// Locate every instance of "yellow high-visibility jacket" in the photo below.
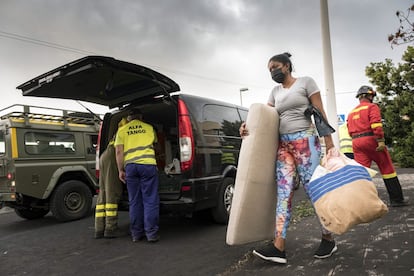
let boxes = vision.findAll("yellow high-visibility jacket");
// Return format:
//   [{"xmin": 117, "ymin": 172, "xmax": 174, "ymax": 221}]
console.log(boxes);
[
  {"xmin": 115, "ymin": 119, "xmax": 157, "ymax": 165},
  {"xmin": 339, "ymin": 123, "xmax": 353, "ymax": 154}
]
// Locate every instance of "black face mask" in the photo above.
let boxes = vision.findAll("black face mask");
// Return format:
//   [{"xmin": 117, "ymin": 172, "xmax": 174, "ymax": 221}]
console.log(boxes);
[{"xmin": 271, "ymin": 68, "xmax": 285, "ymax": 83}]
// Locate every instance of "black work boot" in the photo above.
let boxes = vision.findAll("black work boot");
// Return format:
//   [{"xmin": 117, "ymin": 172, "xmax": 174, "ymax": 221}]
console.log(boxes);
[
  {"xmin": 384, "ymin": 177, "xmax": 408, "ymax": 207},
  {"xmin": 104, "ymin": 227, "xmax": 125, "ymax": 238}
]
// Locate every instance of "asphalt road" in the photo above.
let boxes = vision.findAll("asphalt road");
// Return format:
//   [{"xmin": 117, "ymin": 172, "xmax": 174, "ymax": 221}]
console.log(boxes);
[
  {"xmin": 0, "ymin": 207, "xmax": 258, "ymax": 276},
  {"xmin": 231, "ymin": 168, "xmax": 414, "ymax": 276},
  {"xmin": 1, "ymin": 168, "xmax": 412, "ymax": 276}
]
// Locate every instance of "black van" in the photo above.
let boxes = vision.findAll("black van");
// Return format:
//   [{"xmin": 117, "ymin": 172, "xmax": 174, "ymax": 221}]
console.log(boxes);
[{"xmin": 17, "ymin": 56, "xmax": 248, "ymax": 223}]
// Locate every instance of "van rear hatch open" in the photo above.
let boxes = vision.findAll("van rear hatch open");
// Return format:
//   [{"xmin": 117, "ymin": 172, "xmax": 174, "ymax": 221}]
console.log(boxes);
[
  {"xmin": 16, "ymin": 56, "xmax": 180, "ymax": 109},
  {"xmin": 17, "ymin": 56, "xmax": 185, "ymax": 202}
]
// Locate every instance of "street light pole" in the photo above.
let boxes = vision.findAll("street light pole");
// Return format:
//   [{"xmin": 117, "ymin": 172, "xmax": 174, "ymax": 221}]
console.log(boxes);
[
  {"xmin": 239, "ymin": 88, "xmax": 248, "ymax": 106},
  {"xmin": 320, "ymin": 0, "xmax": 339, "ymax": 147}
]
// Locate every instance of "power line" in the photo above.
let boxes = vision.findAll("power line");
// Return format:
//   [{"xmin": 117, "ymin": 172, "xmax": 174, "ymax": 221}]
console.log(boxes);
[
  {"xmin": 336, "ymin": 91, "xmax": 357, "ymax": 95},
  {"xmin": 0, "ymin": 30, "xmax": 358, "ymax": 96},
  {"xmin": 1, "ymin": 29, "xmax": 260, "ymax": 88},
  {"xmin": 0, "ymin": 30, "xmax": 97, "ymax": 55},
  {"xmin": 147, "ymin": 64, "xmax": 264, "ymax": 88},
  {"xmin": 0, "ymin": 29, "xmax": 254, "ymax": 86}
]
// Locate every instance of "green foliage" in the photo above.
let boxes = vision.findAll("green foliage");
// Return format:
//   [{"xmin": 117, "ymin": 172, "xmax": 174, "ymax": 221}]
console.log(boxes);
[
  {"xmin": 291, "ymin": 200, "xmax": 315, "ymax": 224},
  {"xmin": 365, "ymin": 46, "xmax": 414, "ymax": 167}
]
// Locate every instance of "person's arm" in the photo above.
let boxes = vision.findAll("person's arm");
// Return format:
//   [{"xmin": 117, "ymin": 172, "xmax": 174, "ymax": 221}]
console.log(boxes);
[
  {"xmin": 240, "ymin": 102, "xmax": 275, "ymax": 137},
  {"xmin": 309, "ymin": 92, "xmax": 335, "ymax": 151},
  {"xmin": 239, "ymin": 122, "xmax": 248, "ymax": 138},
  {"xmin": 115, "ymin": 145, "xmax": 126, "ymax": 183},
  {"xmin": 369, "ymin": 104, "xmax": 386, "ymax": 151}
]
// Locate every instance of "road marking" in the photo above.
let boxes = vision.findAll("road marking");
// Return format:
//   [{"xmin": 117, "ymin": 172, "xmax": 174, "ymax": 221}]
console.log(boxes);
[{"xmin": 102, "ymin": 255, "xmax": 131, "ymax": 264}]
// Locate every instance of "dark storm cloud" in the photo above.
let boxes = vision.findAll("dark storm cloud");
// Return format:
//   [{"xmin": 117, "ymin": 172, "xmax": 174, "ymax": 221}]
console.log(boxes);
[
  {"xmin": 0, "ymin": 0, "xmax": 324, "ymax": 70},
  {"xmin": 0, "ymin": 0, "xmax": 410, "ymax": 112},
  {"xmin": 4, "ymin": 0, "xmax": 322, "ymax": 64}
]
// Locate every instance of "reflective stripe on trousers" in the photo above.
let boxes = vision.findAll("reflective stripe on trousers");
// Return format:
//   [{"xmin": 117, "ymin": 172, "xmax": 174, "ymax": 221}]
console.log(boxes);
[{"xmin": 94, "ymin": 145, "xmax": 123, "ymax": 234}]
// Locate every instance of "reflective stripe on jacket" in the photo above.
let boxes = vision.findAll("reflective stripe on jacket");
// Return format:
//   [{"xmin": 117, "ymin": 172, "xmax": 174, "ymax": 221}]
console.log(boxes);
[
  {"xmin": 115, "ymin": 119, "xmax": 157, "ymax": 165},
  {"xmin": 347, "ymin": 101, "xmax": 384, "ymax": 140},
  {"xmin": 339, "ymin": 123, "xmax": 353, "ymax": 154}
]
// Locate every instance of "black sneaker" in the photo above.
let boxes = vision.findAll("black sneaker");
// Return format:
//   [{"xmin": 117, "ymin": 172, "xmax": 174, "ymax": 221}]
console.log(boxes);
[
  {"xmin": 104, "ymin": 228, "xmax": 125, "ymax": 239},
  {"xmin": 132, "ymin": 236, "xmax": 145, "ymax": 243},
  {"xmin": 390, "ymin": 199, "xmax": 409, "ymax": 207},
  {"xmin": 147, "ymin": 235, "xmax": 160, "ymax": 243},
  {"xmin": 252, "ymin": 244, "xmax": 287, "ymax": 264},
  {"xmin": 314, "ymin": 239, "xmax": 337, "ymax": 259},
  {"xmin": 94, "ymin": 232, "xmax": 104, "ymax": 239}
]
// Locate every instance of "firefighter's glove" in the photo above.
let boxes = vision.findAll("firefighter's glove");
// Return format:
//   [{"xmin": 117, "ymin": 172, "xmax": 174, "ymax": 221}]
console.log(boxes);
[{"xmin": 376, "ymin": 139, "xmax": 386, "ymax": 152}]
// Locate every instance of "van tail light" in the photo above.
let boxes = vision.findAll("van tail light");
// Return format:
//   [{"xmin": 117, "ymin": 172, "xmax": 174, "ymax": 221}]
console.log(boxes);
[
  {"xmin": 181, "ymin": 185, "xmax": 191, "ymax": 192},
  {"xmin": 95, "ymin": 123, "xmax": 102, "ymax": 179},
  {"xmin": 178, "ymin": 99, "xmax": 194, "ymax": 172}
]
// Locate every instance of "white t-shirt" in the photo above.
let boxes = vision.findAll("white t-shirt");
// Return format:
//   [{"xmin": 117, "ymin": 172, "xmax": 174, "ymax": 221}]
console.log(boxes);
[{"xmin": 267, "ymin": 76, "xmax": 320, "ymax": 134}]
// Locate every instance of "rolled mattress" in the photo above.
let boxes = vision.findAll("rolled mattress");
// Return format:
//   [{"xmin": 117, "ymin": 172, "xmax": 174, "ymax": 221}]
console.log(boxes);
[{"xmin": 226, "ymin": 103, "xmax": 279, "ymax": 245}]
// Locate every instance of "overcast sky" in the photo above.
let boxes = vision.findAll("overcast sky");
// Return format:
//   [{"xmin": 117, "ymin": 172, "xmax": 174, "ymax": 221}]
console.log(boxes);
[{"xmin": 0, "ymin": 0, "xmax": 411, "ymax": 118}]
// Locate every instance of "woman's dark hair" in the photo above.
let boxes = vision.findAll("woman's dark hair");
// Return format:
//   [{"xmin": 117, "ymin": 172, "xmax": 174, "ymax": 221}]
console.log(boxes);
[{"xmin": 268, "ymin": 52, "xmax": 293, "ymax": 72}]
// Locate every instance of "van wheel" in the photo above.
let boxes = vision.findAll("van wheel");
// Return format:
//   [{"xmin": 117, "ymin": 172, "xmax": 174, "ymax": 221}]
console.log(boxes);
[
  {"xmin": 211, "ymin": 177, "xmax": 234, "ymax": 224},
  {"xmin": 50, "ymin": 180, "xmax": 92, "ymax": 222},
  {"xmin": 15, "ymin": 207, "xmax": 49, "ymax": 220}
]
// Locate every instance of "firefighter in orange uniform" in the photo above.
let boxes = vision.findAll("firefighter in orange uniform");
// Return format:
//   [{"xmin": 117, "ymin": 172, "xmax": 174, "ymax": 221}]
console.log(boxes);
[{"xmin": 347, "ymin": 85, "xmax": 408, "ymax": 207}]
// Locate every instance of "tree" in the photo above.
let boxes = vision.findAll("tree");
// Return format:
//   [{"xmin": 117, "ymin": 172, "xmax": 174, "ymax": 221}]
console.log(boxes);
[
  {"xmin": 388, "ymin": 4, "xmax": 414, "ymax": 48},
  {"xmin": 365, "ymin": 46, "xmax": 414, "ymax": 167}
]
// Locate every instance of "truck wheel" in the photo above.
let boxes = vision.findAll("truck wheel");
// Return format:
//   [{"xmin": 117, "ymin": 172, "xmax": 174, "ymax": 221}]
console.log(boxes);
[
  {"xmin": 15, "ymin": 207, "xmax": 50, "ymax": 220},
  {"xmin": 211, "ymin": 177, "xmax": 234, "ymax": 224},
  {"xmin": 50, "ymin": 180, "xmax": 92, "ymax": 222}
]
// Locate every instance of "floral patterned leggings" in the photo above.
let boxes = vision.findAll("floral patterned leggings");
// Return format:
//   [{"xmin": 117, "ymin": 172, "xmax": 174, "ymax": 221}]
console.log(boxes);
[{"xmin": 275, "ymin": 128, "xmax": 331, "ymax": 239}]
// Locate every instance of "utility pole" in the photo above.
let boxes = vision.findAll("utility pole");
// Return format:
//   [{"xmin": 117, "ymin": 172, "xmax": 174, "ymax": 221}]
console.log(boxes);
[{"xmin": 320, "ymin": 0, "xmax": 339, "ymax": 147}]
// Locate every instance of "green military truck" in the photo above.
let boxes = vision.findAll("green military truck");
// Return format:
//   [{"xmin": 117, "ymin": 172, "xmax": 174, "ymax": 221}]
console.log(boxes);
[{"xmin": 0, "ymin": 104, "xmax": 100, "ymax": 221}]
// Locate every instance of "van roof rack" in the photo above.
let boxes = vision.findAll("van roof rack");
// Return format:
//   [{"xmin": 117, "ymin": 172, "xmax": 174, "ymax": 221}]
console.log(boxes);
[{"xmin": 0, "ymin": 104, "xmax": 102, "ymax": 128}]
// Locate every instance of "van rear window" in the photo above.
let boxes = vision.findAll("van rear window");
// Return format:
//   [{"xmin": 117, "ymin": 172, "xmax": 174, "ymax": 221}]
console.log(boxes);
[
  {"xmin": 202, "ymin": 105, "xmax": 242, "ymax": 137},
  {"xmin": 24, "ymin": 132, "xmax": 76, "ymax": 155}
]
